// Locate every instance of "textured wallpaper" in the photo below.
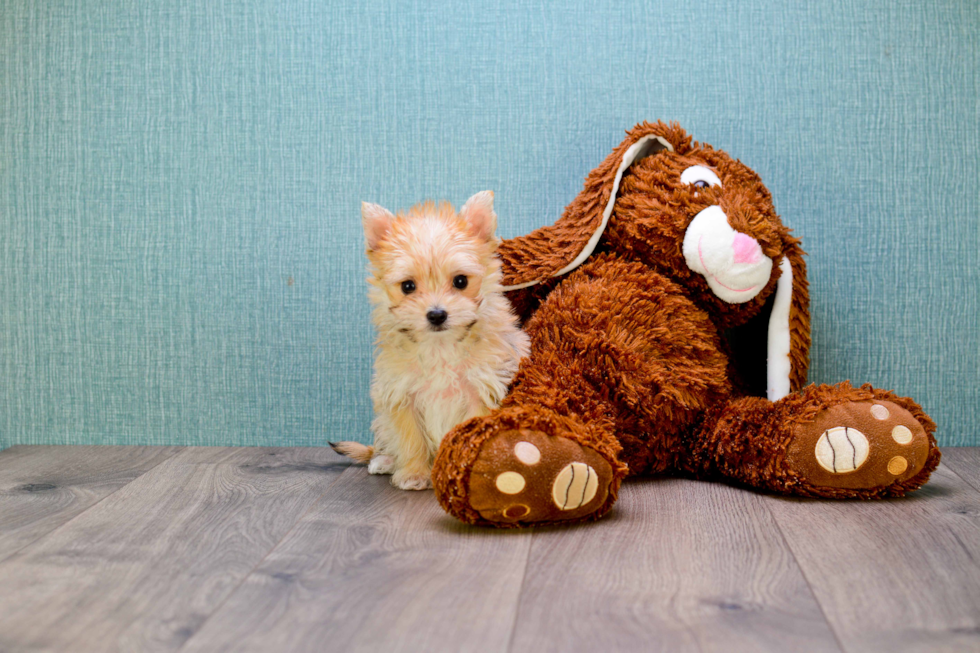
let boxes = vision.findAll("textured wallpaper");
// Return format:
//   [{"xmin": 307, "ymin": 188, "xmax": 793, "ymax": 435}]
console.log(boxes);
[{"xmin": 1, "ymin": 0, "xmax": 977, "ymax": 449}]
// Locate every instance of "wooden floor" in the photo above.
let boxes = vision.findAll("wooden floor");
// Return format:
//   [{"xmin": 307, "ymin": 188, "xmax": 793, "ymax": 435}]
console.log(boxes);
[{"xmin": 0, "ymin": 446, "xmax": 977, "ymax": 653}]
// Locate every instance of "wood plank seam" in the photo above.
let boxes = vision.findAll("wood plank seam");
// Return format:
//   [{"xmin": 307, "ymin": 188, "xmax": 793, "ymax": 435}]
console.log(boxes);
[
  {"xmin": 940, "ymin": 449, "xmax": 980, "ymax": 495},
  {"xmin": 0, "ymin": 447, "xmax": 355, "ymax": 651},
  {"xmin": 0, "ymin": 446, "xmax": 186, "ymax": 565},
  {"xmin": 505, "ymin": 480, "xmax": 844, "ymax": 652},
  {"xmin": 175, "ymin": 463, "xmax": 356, "ymax": 652},
  {"xmin": 760, "ymin": 464, "xmax": 980, "ymax": 651},
  {"xmin": 504, "ymin": 526, "xmax": 536, "ymax": 653},
  {"xmin": 945, "ymin": 467, "xmax": 980, "ymax": 496},
  {"xmin": 176, "ymin": 466, "xmax": 536, "ymax": 652},
  {"xmin": 758, "ymin": 497, "xmax": 848, "ymax": 653}
]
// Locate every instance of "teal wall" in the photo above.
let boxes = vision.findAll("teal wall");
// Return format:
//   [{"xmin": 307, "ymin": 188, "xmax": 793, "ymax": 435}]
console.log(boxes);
[{"xmin": 1, "ymin": 1, "xmax": 977, "ymax": 449}]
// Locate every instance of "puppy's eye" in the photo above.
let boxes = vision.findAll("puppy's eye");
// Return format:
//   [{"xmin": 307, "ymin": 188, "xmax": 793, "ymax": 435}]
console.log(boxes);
[
  {"xmin": 452, "ymin": 275, "xmax": 468, "ymax": 290},
  {"xmin": 400, "ymin": 280, "xmax": 416, "ymax": 295},
  {"xmin": 681, "ymin": 165, "xmax": 722, "ymax": 189}
]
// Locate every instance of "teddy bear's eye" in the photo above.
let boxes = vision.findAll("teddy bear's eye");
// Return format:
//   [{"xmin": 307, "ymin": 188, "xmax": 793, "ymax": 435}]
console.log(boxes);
[
  {"xmin": 681, "ymin": 165, "xmax": 722, "ymax": 189},
  {"xmin": 401, "ymin": 280, "xmax": 416, "ymax": 295},
  {"xmin": 453, "ymin": 275, "xmax": 468, "ymax": 290}
]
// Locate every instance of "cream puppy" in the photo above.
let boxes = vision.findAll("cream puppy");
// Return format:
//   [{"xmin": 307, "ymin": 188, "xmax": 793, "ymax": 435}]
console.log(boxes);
[{"xmin": 331, "ymin": 192, "xmax": 529, "ymax": 490}]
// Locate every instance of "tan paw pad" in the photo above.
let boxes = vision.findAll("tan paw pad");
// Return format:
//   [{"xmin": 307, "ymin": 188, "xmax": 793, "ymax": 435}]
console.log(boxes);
[
  {"xmin": 514, "ymin": 441, "xmax": 541, "ymax": 465},
  {"xmin": 814, "ymin": 427, "xmax": 869, "ymax": 473},
  {"xmin": 552, "ymin": 462, "xmax": 599, "ymax": 510},
  {"xmin": 891, "ymin": 425, "xmax": 913, "ymax": 445},
  {"xmin": 887, "ymin": 456, "xmax": 908, "ymax": 475},
  {"xmin": 870, "ymin": 404, "xmax": 890, "ymax": 420},
  {"xmin": 495, "ymin": 471, "xmax": 526, "ymax": 494}
]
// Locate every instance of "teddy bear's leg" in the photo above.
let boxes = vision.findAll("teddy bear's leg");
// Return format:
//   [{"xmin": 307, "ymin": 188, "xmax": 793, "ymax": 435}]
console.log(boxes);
[
  {"xmin": 687, "ymin": 382, "xmax": 940, "ymax": 498},
  {"xmin": 432, "ymin": 255, "xmax": 733, "ymax": 527}
]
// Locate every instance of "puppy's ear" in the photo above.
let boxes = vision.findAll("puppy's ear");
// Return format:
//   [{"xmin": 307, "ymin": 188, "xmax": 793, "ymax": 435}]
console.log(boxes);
[
  {"xmin": 460, "ymin": 191, "xmax": 497, "ymax": 242},
  {"xmin": 362, "ymin": 202, "xmax": 395, "ymax": 250}
]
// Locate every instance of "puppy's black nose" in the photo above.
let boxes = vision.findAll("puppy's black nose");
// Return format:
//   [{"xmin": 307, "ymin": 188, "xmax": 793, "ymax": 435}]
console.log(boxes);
[{"xmin": 426, "ymin": 308, "xmax": 448, "ymax": 327}]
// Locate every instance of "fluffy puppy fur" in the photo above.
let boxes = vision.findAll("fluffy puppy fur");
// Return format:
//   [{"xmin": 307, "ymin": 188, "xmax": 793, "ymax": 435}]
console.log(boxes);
[{"xmin": 331, "ymin": 191, "xmax": 530, "ymax": 490}]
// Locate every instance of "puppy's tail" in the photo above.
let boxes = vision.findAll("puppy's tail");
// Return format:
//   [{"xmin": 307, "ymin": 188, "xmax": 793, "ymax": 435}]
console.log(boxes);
[{"xmin": 329, "ymin": 441, "xmax": 375, "ymax": 464}]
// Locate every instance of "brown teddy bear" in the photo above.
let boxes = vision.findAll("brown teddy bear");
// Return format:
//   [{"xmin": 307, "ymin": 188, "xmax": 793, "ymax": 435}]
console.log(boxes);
[{"xmin": 431, "ymin": 121, "xmax": 940, "ymax": 527}]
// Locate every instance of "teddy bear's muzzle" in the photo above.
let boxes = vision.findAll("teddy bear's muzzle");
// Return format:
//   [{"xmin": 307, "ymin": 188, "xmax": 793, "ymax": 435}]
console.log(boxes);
[{"xmin": 681, "ymin": 205, "xmax": 774, "ymax": 303}]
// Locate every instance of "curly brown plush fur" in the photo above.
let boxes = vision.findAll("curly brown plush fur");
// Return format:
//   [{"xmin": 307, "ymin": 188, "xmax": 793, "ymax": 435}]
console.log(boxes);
[{"xmin": 432, "ymin": 122, "xmax": 939, "ymax": 528}]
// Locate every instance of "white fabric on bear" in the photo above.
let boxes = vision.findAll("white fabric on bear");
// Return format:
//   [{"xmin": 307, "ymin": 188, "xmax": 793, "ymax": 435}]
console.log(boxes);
[
  {"xmin": 766, "ymin": 256, "xmax": 793, "ymax": 401},
  {"xmin": 682, "ymin": 205, "xmax": 773, "ymax": 304}
]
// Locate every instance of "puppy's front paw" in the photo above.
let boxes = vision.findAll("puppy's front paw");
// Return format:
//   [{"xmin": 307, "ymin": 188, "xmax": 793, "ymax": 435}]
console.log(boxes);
[
  {"xmin": 392, "ymin": 470, "xmax": 432, "ymax": 491},
  {"xmin": 368, "ymin": 454, "xmax": 395, "ymax": 475}
]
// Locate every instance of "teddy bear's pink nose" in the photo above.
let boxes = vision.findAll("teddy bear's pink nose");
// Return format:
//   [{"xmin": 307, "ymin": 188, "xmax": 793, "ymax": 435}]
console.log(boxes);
[{"xmin": 732, "ymin": 232, "xmax": 763, "ymax": 264}]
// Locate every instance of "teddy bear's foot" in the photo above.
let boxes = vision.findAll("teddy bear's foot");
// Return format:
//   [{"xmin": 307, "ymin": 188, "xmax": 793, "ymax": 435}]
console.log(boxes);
[
  {"xmin": 432, "ymin": 407, "xmax": 628, "ymax": 527},
  {"xmin": 466, "ymin": 428, "xmax": 618, "ymax": 525},
  {"xmin": 785, "ymin": 399, "xmax": 934, "ymax": 495}
]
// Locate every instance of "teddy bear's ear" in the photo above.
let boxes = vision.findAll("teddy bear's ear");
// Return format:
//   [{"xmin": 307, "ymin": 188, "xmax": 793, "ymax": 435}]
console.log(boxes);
[
  {"xmin": 498, "ymin": 122, "xmax": 684, "ymax": 289},
  {"xmin": 766, "ymin": 238, "xmax": 811, "ymax": 400}
]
